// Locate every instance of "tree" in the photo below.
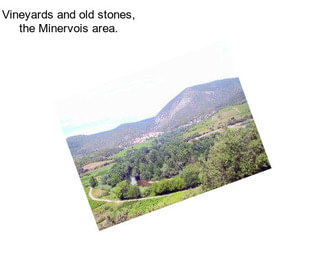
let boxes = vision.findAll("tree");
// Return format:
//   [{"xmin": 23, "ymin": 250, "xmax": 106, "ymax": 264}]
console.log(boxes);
[
  {"xmin": 101, "ymin": 175, "xmax": 109, "ymax": 185},
  {"xmin": 200, "ymin": 124, "xmax": 270, "ymax": 190},
  {"xmin": 107, "ymin": 172, "xmax": 122, "ymax": 187},
  {"xmin": 106, "ymin": 132, "xmax": 196, "ymax": 183},
  {"xmin": 161, "ymin": 163, "xmax": 171, "ymax": 178},
  {"xmin": 113, "ymin": 180, "xmax": 141, "ymax": 200},
  {"xmin": 180, "ymin": 164, "xmax": 201, "ymax": 188},
  {"xmin": 90, "ymin": 176, "xmax": 98, "ymax": 188},
  {"xmin": 126, "ymin": 185, "xmax": 141, "ymax": 199}
]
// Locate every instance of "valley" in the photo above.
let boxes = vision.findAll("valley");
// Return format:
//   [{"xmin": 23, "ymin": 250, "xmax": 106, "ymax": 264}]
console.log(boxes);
[
  {"xmin": 67, "ymin": 77, "xmax": 270, "ymax": 230},
  {"xmin": 77, "ymin": 102, "xmax": 269, "ymax": 230},
  {"xmin": 67, "ymin": 77, "xmax": 246, "ymax": 160}
]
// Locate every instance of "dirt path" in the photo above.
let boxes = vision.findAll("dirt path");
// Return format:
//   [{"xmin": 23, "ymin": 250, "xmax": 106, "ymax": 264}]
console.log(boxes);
[{"xmin": 89, "ymin": 187, "xmax": 173, "ymax": 204}]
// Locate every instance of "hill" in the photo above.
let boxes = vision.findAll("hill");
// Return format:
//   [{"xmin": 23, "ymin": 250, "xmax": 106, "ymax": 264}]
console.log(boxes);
[
  {"xmin": 67, "ymin": 77, "xmax": 246, "ymax": 158},
  {"xmin": 154, "ymin": 77, "xmax": 246, "ymax": 130}
]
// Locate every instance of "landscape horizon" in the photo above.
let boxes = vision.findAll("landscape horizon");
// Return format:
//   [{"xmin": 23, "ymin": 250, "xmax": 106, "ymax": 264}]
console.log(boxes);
[
  {"xmin": 65, "ymin": 77, "xmax": 240, "ymax": 139},
  {"xmin": 59, "ymin": 74, "xmax": 271, "ymax": 230},
  {"xmin": 56, "ymin": 43, "xmax": 271, "ymax": 231}
]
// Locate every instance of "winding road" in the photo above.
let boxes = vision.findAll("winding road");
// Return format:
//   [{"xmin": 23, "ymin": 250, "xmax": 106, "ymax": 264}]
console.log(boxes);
[{"xmin": 89, "ymin": 187, "xmax": 173, "ymax": 204}]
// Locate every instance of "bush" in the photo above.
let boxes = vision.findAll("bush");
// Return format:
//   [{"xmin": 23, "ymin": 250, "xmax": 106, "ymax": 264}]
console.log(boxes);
[
  {"xmin": 150, "ymin": 176, "xmax": 188, "ymax": 196},
  {"xmin": 180, "ymin": 164, "xmax": 201, "ymax": 188},
  {"xmin": 126, "ymin": 185, "xmax": 141, "ymax": 199},
  {"xmin": 113, "ymin": 181, "xmax": 141, "ymax": 200},
  {"xmin": 101, "ymin": 175, "xmax": 109, "ymax": 185},
  {"xmin": 142, "ymin": 186, "xmax": 155, "ymax": 197},
  {"xmin": 90, "ymin": 177, "xmax": 98, "ymax": 188}
]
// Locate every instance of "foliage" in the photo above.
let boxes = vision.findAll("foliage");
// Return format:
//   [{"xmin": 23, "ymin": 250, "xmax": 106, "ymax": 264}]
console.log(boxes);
[
  {"xmin": 95, "ymin": 186, "xmax": 204, "ymax": 230},
  {"xmin": 105, "ymin": 134, "xmax": 192, "ymax": 186},
  {"xmin": 80, "ymin": 163, "xmax": 114, "ymax": 185},
  {"xmin": 101, "ymin": 174, "xmax": 109, "ymax": 185},
  {"xmin": 104, "ymin": 131, "xmax": 220, "ymax": 187},
  {"xmin": 200, "ymin": 124, "xmax": 270, "ymax": 190},
  {"xmin": 110, "ymin": 139, "xmax": 155, "ymax": 159},
  {"xmin": 113, "ymin": 181, "xmax": 141, "ymax": 200},
  {"xmin": 180, "ymin": 164, "xmax": 201, "ymax": 188},
  {"xmin": 90, "ymin": 177, "xmax": 98, "ymax": 188},
  {"xmin": 182, "ymin": 103, "xmax": 251, "ymax": 139},
  {"xmin": 143, "ymin": 174, "xmax": 200, "ymax": 197}
]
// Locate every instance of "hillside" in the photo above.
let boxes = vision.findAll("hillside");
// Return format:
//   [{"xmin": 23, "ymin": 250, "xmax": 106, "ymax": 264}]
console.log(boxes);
[
  {"xmin": 154, "ymin": 77, "xmax": 246, "ymax": 130},
  {"xmin": 67, "ymin": 77, "xmax": 246, "ymax": 158}
]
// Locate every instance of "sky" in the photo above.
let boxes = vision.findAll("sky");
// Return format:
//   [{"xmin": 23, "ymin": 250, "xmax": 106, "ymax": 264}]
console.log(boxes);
[{"xmin": 56, "ymin": 44, "xmax": 238, "ymax": 138}]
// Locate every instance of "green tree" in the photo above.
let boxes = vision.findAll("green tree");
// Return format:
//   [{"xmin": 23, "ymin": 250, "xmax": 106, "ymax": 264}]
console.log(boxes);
[
  {"xmin": 126, "ymin": 185, "xmax": 141, "ymax": 199},
  {"xmin": 90, "ymin": 176, "xmax": 98, "ymax": 188},
  {"xmin": 107, "ymin": 172, "xmax": 122, "ymax": 187},
  {"xmin": 114, "ymin": 180, "xmax": 141, "ymax": 200},
  {"xmin": 101, "ymin": 175, "xmax": 109, "ymax": 185},
  {"xmin": 200, "ymin": 124, "xmax": 270, "ymax": 190},
  {"xmin": 180, "ymin": 164, "xmax": 201, "ymax": 188}
]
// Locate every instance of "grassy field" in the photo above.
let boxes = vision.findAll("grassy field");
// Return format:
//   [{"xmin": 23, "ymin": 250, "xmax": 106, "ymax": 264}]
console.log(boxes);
[
  {"xmin": 83, "ymin": 161, "xmax": 108, "ymax": 171},
  {"xmin": 81, "ymin": 163, "xmax": 114, "ymax": 184},
  {"xmin": 83, "ymin": 186, "xmax": 106, "ymax": 209},
  {"xmin": 93, "ymin": 186, "xmax": 204, "ymax": 230},
  {"xmin": 182, "ymin": 103, "xmax": 251, "ymax": 139},
  {"xmin": 110, "ymin": 138, "xmax": 155, "ymax": 159}
]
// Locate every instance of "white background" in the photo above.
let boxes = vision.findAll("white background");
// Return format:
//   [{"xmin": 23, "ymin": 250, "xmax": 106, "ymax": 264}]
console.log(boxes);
[{"xmin": 0, "ymin": 0, "xmax": 322, "ymax": 270}]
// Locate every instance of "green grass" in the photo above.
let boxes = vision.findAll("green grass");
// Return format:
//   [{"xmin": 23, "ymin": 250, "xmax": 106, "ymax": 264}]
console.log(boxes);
[
  {"xmin": 110, "ymin": 138, "xmax": 155, "ymax": 159},
  {"xmin": 81, "ymin": 163, "xmax": 114, "ymax": 184},
  {"xmin": 80, "ymin": 164, "xmax": 114, "ymax": 207},
  {"xmin": 182, "ymin": 103, "xmax": 251, "ymax": 139},
  {"xmin": 182, "ymin": 118, "xmax": 215, "ymax": 139},
  {"xmin": 98, "ymin": 184, "xmax": 112, "ymax": 190},
  {"xmin": 94, "ymin": 186, "xmax": 204, "ymax": 229},
  {"xmin": 83, "ymin": 186, "xmax": 106, "ymax": 209},
  {"xmin": 218, "ymin": 103, "xmax": 250, "ymax": 115}
]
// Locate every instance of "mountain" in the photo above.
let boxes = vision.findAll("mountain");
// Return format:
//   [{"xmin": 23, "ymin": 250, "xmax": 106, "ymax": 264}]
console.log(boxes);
[
  {"xmin": 154, "ymin": 77, "xmax": 246, "ymax": 130},
  {"xmin": 67, "ymin": 77, "xmax": 246, "ymax": 158}
]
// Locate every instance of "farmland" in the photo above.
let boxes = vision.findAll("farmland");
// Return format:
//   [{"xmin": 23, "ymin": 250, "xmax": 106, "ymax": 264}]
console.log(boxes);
[
  {"xmin": 75, "ymin": 102, "xmax": 270, "ymax": 230},
  {"xmin": 182, "ymin": 103, "xmax": 252, "ymax": 139}
]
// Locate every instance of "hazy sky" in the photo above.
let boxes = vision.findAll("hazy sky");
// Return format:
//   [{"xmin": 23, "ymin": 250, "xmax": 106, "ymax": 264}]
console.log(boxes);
[{"xmin": 56, "ymin": 44, "xmax": 238, "ymax": 137}]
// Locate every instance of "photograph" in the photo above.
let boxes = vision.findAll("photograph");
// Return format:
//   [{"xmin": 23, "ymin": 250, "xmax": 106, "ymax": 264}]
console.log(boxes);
[
  {"xmin": 57, "ymin": 45, "xmax": 271, "ymax": 230},
  {"xmin": 2, "ymin": 1, "xmax": 323, "ymax": 270}
]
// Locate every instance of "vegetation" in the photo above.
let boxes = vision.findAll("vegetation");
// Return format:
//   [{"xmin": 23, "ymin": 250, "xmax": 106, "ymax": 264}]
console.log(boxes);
[
  {"xmin": 103, "ymin": 132, "xmax": 216, "ymax": 187},
  {"xmin": 180, "ymin": 164, "xmax": 201, "ymax": 188},
  {"xmin": 90, "ymin": 177, "xmax": 98, "ymax": 188},
  {"xmin": 182, "ymin": 103, "xmax": 252, "ymax": 139},
  {"xmin": 80, "ymin": 163, "xmax": 114, "ymax": 185},
  {"xmin": 72, "ymin": 101, "xmax": 270, "ymax": 230},
  {"xmin": 83, "ymin": 186, "xmax": 105, "ymax": 209},
  {"xmin": 110, "ymin": 139, "xmax": 155, "ymax": 159},
  {"xmin": 200, "ymin": 123, "xmax": 270, "ymax": 190},
  {"xmin": 94, "ymin": 186, "xmax": 203, "ymax": 230},
  {"xmin": 68, "ymin": 78, "xmax": 246, "ymax": 159},
  {"xmin": 114, "ymin": 181, "xmax": 141, "ymax": 200}
]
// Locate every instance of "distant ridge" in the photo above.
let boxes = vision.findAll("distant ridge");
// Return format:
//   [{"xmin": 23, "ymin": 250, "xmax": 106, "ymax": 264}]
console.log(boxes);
[{"xmin": 67, "ymin": 77, "xmax": 246, "ymax": 158}]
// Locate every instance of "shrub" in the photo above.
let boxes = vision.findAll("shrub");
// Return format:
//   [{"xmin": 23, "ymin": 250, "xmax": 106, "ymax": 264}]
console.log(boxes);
[
  {"xmin": 180, "ymin": 164, "xmax": 201, "ymax": 188},
  {"xmin": 150, "ymin": 176, "xmax": 188, "ymax": 196},
  {"xmin": 101, "ymin": 175, "xmax": 109, "ymax": 185},
  {"xmin": 114, "ymin": 181, "xmax": 141, "ymax": 200},
  {"xmin": 90, "ymin": 177, "xmax": 98, "ymax": 188}
]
